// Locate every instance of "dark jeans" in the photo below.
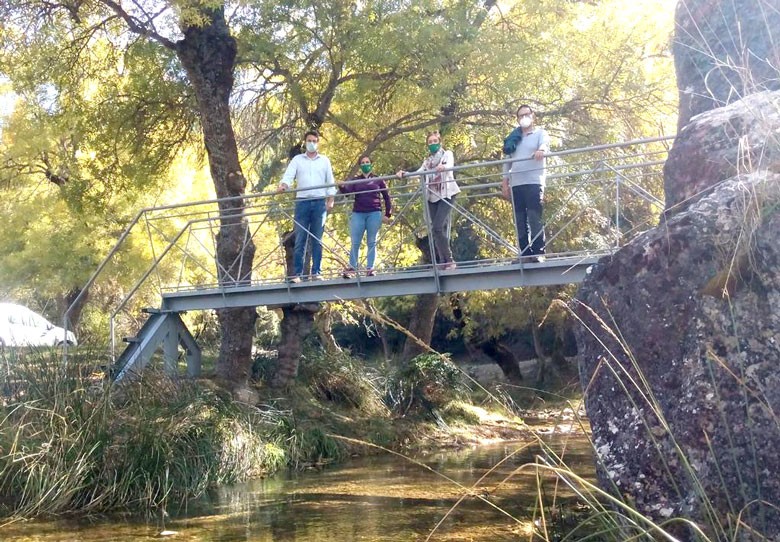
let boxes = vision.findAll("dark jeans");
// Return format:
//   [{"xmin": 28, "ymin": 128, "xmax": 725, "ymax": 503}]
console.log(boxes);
[
  {"xmin": 511, "ymin": 184, "xmax": 545, "ymax": 256},
  {"xmin": 427, "ymin": 196, "xmax": 455, "ymax": 264},
  {"xmin": 293, "ymin": 198, "xmax": 327, "ymax": 276}
]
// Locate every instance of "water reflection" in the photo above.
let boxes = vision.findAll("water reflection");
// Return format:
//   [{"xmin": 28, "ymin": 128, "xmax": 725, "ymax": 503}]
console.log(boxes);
[{"xmin": 0, "ymin": 435, "xmax": 594, "ymax": 541}]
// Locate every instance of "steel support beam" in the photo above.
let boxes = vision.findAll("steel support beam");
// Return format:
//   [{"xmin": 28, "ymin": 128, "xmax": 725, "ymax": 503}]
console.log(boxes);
[{"xmin": 161, "ymin": 256, "xmax": 601, "ymax": 311}]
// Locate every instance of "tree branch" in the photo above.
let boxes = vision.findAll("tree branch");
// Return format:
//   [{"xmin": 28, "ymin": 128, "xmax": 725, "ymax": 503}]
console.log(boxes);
[{"xmin": 96, "ymin": 0, "xmax": 176, "ymax": 50}]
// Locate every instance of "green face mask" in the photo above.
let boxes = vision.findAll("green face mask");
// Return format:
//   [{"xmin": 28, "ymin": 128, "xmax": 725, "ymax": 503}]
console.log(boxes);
[
  {"xmin": 360, "ymin": 163, "xmax": 372, "ymax": 174},
  {"xmin": 428, "ymin": 143, "xmax": 441, "ymax": 154}
]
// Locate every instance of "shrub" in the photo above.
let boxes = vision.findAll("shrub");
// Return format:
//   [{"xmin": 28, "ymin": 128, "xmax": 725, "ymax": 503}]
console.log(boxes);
[
  {"xmin": 386, "ymin": 353, "xmax": 467, "ymax": 416},
  {"xmin": 0, "ymin": 349, "xmax": 281, "ymax": 518}
]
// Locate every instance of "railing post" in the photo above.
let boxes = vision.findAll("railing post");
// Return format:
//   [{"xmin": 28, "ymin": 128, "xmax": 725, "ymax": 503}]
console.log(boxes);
[
  {"xmin": 420, "ymin": 174, "xmax": 441, "ymax": 293},
  {"xmin": 615, "ymin": 173, "xmax": 621, "ymax": 247},
  {"xmin": 505, "ymin": 167, "xmax": 521, "ymax": 259},
  {"xmin": 110, "ymin": 318, "xmax": 116, "ymax": 362}
]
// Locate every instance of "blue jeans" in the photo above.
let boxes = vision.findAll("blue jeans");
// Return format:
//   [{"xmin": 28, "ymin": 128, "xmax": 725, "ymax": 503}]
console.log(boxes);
[
  {"xmin": 293, "ymin": 198, "xmax": 327, "ymax": 276},
  {"xmin": 349, "ymin": 211, "xmax": 382, "ymax": 269},
  {"xmin": 511, "ymin": 184, "xmax": 545, "ymax": 256}
]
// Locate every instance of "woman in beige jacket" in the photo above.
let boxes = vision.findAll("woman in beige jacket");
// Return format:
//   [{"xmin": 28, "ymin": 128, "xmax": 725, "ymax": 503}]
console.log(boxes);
[{"xmin": 397, "ymin": 131, "xmax": 461, "ymax": 270}]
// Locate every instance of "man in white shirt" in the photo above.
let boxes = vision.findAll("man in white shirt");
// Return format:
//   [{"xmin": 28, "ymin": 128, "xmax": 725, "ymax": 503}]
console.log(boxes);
[
  {"xmin": 278, "ymin": 129, "xmax": 336, "ymax": 282},
  {"xmin": 501, "ymin": 105, "xmax": 550, "ymax": 262}
]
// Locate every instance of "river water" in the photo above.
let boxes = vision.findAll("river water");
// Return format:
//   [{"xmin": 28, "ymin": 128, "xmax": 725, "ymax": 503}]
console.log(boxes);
[{"xmin": 0, "ymin": 431, "xmax": 594, "ymax": 542}]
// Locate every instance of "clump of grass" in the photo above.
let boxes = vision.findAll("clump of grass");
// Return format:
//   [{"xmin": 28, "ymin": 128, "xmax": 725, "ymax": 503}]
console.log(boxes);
[
  {"xmin": 385, "ymin": 353, "xmax": 468, "ymax": 417},
  {"xmin": 0, "ymin": 348, "xmax": 283, "ymax": 518},
  {"xmin": 269, "ymin": 414, "xmax": 347, "ymax": 469},
  {"xmin": 297, "ymin": 348, "xmax": 387, "ymax": 414}
]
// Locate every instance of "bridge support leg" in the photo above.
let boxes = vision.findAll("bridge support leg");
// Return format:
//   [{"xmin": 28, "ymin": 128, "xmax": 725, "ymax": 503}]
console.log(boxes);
[
  {"xmin": 173, "ymin": 313, "xmax": 202, "ymax": 378},
  {"xmin": 114, "ymin": 311, "xmax": 202, "ymax": 382},
  {"xmin": 163, "ymin": 319, "xmax": 179, "ymax": 376}
]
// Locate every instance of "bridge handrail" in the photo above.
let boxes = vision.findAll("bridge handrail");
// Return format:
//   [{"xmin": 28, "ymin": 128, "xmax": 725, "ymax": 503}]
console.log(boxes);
[
  {"xmin": 65, "ymin": 134, "xmax": 675, "ymax": 349},
  {"xmin": 108, "ymin": 147, "xmax": 672, "ymax": 326}
]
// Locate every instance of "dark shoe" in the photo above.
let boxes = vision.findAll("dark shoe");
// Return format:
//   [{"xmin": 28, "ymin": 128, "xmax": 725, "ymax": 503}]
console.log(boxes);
[
  {"xmin": 365, "ymin": 268, "xmax": 377, "ymax": 277},
  {"xmin": 342, "ymin": 268, "xmax": 356, "ymax": 279}
]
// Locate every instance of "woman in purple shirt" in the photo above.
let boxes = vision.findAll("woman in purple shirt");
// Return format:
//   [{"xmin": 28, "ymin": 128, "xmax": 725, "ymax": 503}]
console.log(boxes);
[{"xmin": 338, "ymin": 155, "xmax": 392, "ymax": 278}]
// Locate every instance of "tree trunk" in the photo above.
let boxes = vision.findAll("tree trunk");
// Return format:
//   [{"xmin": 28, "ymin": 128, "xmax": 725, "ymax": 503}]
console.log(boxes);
[
  {"xmin": 315, "ymin": 306, "xmax": 341, "ymax": 354},
  {"xmin": 272, "ymin": 231, "xmax": 320, "ymax": 387},
  {"xmin": 401, "ymin": 236, "xmax": 439, "ymax": 360},
  {"xmin": 176, "ymin": 11, "xmax": 256, "ymax": 388},
  {"xmin": 532, "ymin": 321, "xmax": 553, "ymax": 386},
  {"xmin": 272, "ymin": 303, "xmax": 319, "ymax": 388},
  {"xmin": 59, "ymin": 287, "xmax": 89, "ymax": 332},
  {"xmin": 481, "ymin": 338, "xmax": 523, "ymax": 384}
]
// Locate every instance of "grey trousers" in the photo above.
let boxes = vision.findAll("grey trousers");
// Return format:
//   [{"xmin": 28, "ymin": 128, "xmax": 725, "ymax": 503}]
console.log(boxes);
[{"xmin": 427, "ymin": 196, "xmax": 455, "ymax": 264}]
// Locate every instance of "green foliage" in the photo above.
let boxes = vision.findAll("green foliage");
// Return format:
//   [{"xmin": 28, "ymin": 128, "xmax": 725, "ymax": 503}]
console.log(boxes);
[
  {"xmin": 0, "ymin": 0, "xmax": 678, "ymax": 346},
  {"xmin": 270, "ymin": 416, "xmax": 347, "ymax": 469},
  {"xmin": 0, "ymin": 349, "xmax": 279, "ymax": 517},
  {"xmin": 255, "ymin": 307, "xmax": 281, "ymax": 349},
  {"xmin": 295, "ymin": 346, "xmax": 386, "ymax": 414},
  {"xmin": 387, "ymin": 353, "xmax": 468, "ymax": 416}
]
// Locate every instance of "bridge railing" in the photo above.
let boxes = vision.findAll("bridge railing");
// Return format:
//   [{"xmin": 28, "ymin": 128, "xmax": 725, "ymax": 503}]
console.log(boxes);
[{"xmin": 63, "ymin": 136, "xmax": 673, "ymax": 357}]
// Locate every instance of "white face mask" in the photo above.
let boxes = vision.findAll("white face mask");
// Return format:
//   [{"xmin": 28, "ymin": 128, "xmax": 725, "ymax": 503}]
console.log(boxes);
[
  {"xmin": 519, "ymin": 116, "xmax": 533, "ymax": 129},
  {"xmin": 305, "ymin": 141, "xmax": 318, "ymax": 153}
]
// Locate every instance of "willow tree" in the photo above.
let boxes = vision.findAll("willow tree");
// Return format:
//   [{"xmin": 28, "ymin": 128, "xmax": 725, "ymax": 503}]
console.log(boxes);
[
  {"xmin": 230, "ymin": 0, "xmax": 679, "ymax": 371},
  {"xmin": 231, "ymin": 0, "xmax": 506, "ymax": 383},
  {"xmin": 0, "ymin": 25, "xmax": 198, "ymax": 329},
  {"xmin": 441, "ymin": 0, "xmax": 678, "ymax": 378},
  {"xmin": 1, "ymin": 0, "xmax": 255, "ymax": 387}
]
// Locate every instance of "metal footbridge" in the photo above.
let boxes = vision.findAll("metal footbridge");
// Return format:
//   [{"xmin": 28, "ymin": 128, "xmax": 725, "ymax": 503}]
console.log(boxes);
[{"xmin": 65, "ymin": 136, "xmax": 673, "ymax": 381}]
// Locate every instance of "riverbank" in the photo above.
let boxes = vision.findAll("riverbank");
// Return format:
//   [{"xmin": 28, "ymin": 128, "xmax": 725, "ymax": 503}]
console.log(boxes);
[
  {"xmin": 0, "ymin": 348, "xmax": 582, "ymax": 520},
  {"xmin": 0, "ymin": 437, "xmax": 596, "ymax": 542}
]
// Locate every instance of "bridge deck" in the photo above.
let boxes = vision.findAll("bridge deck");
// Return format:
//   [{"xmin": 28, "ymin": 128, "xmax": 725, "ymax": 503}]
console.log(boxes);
[{"xmin": 161, "ymin": 254, "xmax": 602, "ymax": 311}]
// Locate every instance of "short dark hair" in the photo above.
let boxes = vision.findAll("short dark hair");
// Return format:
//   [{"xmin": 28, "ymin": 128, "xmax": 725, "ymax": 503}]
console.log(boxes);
[
  {"xmin": 358, "ymin": 155, "xmax": 372, "ymax": 164},
  {"xmin": 516, "ymin": 104, "xmax": 534, "ymax": 116},
  {"xmin": 304, "ymin": 129, "xmax": 320, "ymax": 140}
]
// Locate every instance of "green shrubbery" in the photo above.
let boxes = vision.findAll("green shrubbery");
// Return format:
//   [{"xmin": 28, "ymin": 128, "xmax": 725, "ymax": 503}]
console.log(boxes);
[
  {"xmin": 0, "ymin": 349, "xmax": 282, "ymax": 517},
  {"xmin": 0, "ymin": 344, "xmax": 496, "ymax": 520},
  {"xmin": 385, "ymin": 353, "xmax": 468, "ymax": 417}
]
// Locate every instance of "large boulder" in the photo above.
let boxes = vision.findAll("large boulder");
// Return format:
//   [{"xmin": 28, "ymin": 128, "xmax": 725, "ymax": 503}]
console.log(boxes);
[
  {"xmin": 674, "ymin": 0, "xmax": 780, "ymax": 131},
  {"xmin": 664, "ymin": 90, "xmax": 780, "ymax": 212},
  {"xmin": 574, "ymin": 89, "xmax": 780, "ymax": 537}
]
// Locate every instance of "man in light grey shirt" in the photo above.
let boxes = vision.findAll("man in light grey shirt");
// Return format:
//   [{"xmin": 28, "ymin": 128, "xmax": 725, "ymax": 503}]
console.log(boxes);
[
  {"xmin": 501, "ymin": 105, "xmax": 550, "ymax": 261},
  {"xmin": 278, "ymin": 129, "xmax": 336, "ymax": 281}
]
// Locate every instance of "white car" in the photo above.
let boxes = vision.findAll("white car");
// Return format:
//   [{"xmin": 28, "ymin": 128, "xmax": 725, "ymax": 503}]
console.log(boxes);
[{"xmin": 0, "ymin": 303, "xmax": 78, "ymax": 347}]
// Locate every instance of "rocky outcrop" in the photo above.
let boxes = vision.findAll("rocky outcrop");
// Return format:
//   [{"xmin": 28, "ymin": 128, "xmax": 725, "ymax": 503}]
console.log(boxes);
[
  {"xmin": 674, "ymin": 0, "xmax": 780, "ymax": 131},
  {"xmin": 574, "ymin": 88, "xmax": 780, "ymax": 537},
  {"xmin": 664, "ymin": 90, "xmax": 780, "ymax": 212}
]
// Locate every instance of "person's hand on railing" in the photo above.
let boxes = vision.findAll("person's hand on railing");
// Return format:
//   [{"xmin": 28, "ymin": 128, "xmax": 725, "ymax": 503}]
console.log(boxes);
[
  {"xmin": 533, "ymin": 150, "xmax": 546, "ymax": 161},
  {"xmin": 396, "ymin": 170, "xmax": 405, "ymax": 179},
  {"xmin": 277, "ymin": 183, "xmax": 289, "ymax": 193}
]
